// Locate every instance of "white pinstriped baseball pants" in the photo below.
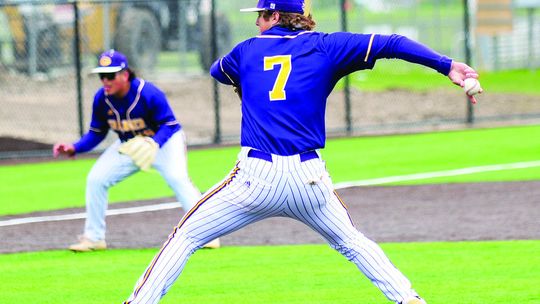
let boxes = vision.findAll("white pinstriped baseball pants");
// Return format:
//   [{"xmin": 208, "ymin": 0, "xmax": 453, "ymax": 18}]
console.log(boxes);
[{"xmin": 124, "ymin": 147, "xmax": 420, "ymax": 304}]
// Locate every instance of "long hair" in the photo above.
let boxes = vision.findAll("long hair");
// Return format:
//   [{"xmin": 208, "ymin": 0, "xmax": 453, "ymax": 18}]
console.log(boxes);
[
  {"xmin": 126, "ymin": 68, "xmax": 136, "ymax": 81},
  {"xmin": 261, "ymin": 10, "xmax": 316, "ymax": 31}
]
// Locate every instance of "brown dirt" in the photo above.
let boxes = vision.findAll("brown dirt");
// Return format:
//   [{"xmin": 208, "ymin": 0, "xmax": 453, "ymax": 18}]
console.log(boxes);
[
  {"xmin": 0, "ymin": 137, "xmax": 51, "ymax": 152},
  {"xmin": 1, "ymin": 181, "xmax": 538, "ymax": 254},
  {"xmin": 1, "ymin": 112, "xmax": 538, "ymax": 254}
]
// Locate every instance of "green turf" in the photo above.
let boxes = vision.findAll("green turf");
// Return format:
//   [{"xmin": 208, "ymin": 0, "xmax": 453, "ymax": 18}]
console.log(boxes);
[
  {"xmin": 322, "ymin": 124, "xmax": 540, "ymax": 184},
  {"xmin": 1, "ymin": 125, "xmax": 540, "ymax": 216},
  {"xmin": 1, "ymin": 241, "xmax": 538, "ymax": 303},
  {"xmin": 338, "ymin": 61, "xmax": 540, "ymax": 95},
  {"xmin": 0, "ymin": 145, "xmax": 239, "ymax": 216}
]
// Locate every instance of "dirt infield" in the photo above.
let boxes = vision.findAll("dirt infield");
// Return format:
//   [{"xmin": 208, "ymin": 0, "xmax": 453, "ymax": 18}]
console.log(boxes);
[{"xmin": 1, "ymin": 181, "xmax": 538, "ymax": 254}]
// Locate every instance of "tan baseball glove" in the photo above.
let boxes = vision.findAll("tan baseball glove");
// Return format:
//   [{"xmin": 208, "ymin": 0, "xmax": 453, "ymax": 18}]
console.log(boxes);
[{"xmin": 118, "ymin": 136, "xmax": 159, "ymax": 171}]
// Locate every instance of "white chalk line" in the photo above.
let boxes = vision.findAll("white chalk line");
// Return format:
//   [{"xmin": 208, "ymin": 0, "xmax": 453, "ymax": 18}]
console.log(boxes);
[
  {"xmin": 2, "ymin": 160, "xmax": 540, "ymax": 227},
  {"xmin": 0, "ymin": 202, "xmax": 181, "ymax": 227},
  {"xmin": 334, "ymin": 160, "xmax": 540, "ymax": 188}
]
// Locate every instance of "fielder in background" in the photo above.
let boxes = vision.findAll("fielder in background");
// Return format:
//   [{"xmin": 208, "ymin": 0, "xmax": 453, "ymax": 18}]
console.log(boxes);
[
  {"xmin": 53, "ymin": 50, "xmax": 220, "ymax": 252},
  {"xmin": 124, "ymin": 0, "xmax": 481, "ymax": 303}
]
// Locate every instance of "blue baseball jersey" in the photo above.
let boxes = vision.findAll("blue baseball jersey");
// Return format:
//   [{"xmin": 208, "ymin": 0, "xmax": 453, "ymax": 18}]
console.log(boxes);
[
  {"xmin": 210, "ymin": 26, "xmax": 452, "ymax": 156},
  {"xmin": 74, "ymin": 78, "xmax": 180, "ymax": 153}
]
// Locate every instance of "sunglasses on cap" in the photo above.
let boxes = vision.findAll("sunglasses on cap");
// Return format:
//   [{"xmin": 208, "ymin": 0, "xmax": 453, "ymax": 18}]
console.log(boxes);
[
  {"xmin": 98, "ymin": 69, "xmax": 125, "ymax": 80},
  {"xmin": 99, "ymin": 72, "xmax": 117, "ymax": 81}
]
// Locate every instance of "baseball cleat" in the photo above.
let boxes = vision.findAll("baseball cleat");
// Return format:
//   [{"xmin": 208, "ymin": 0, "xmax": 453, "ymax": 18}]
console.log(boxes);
[
  {"xmin": 68, "ymin": 236, "xmax": 107, "ymax": 252},
  {"xmin": 202, "ymin": 238, "xmax": 220, "ymax": 249},
  {"xmin": 401, "ymin": 296, "xmax": 427, "ymax": 304}
]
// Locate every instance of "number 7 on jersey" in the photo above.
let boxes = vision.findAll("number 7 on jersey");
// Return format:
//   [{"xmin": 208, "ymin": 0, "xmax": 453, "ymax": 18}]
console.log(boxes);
[{"xmin": 264, "ymin": 55, "xmax": 292, "ymax": 101}]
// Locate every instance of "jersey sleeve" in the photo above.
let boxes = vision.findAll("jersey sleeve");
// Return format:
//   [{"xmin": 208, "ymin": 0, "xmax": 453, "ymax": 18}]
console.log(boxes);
[
  {"xmin": 73, "ymin": 93, "xmax": 109, "ymax": 153},
  {"xmin": 322, "ymin": 32, "xmax": 452, "ymax": 76},
  {"xmin": 88, "ymin": 91, "xmax": 110, "ymax": 134},
  {"xmin": 73, "ymin": 131, "xmax": 107, "ymax": 154},
  {"xmin": 368, "ymin": 34, "xmax": 452, "ymax": 75},
  {"xmin": 147, "ymin": 87, "xmax": 179, "ymax": 147},
  {"xmin": 321, "ymin": 32, "xmax": 379, "ymax": 76},
  {"xmin": 210, "ymin": 43, "xmax": 242, "ymax": 87}
]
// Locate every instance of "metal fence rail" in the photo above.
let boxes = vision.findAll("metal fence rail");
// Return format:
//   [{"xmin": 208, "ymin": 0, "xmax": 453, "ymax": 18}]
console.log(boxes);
[{"xmin": 0, "ymin": 0, "xmax": 539, "ymax": 159}]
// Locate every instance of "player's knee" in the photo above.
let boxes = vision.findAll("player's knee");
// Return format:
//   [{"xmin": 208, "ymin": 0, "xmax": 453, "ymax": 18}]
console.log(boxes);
[
  {"xmin": 166, "ymin": 175, "xmax": 197, "ymax": 194},
  {"xmin": 331, "ymin": 234, "xmax": 369, "ymax": 261},
  {"xmin": 332, "ymin": 242, "xmax": 358, "ymax": 261},
  {"xmin": 165, "ymin": 173, "xmax": 190, "ymax": 186},
  {"xmin": 86, "ymin": 172, "xmax": 109, "ymax": 190},
  {"xmin": 171, "ymin": 230, "xmax": 205, "ymax": 252}
]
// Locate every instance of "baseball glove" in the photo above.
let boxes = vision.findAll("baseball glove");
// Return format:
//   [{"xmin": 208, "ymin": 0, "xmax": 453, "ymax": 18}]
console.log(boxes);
[{"xmin": 118, "ymin": 136, "xmax": 159, "ymax": 171}]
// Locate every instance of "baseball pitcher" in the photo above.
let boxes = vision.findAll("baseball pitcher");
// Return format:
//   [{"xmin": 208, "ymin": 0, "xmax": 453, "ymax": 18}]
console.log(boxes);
[{"xmin": 123, "ymin": 1, "xmax": 480, "ymax": 303}]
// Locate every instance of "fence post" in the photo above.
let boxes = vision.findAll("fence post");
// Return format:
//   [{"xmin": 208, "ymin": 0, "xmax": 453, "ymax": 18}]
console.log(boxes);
[
  {"xmin": 27, "ymin": 6, "xmax": 37, "ymax": 76},
  {"xmin": 178, "ymin": 0, "xmax": 188, "ymax": 70},
  {"xmin": 463, "ymin": 0, "xmax": 474, "ymax": 124},
  {"xmin": 527, "ymin": 7, "xmax": 535, "ymax": 71},
  {"xmin": 103, "ymin": 0, "xmax": 111, "ymax": 50},
  {"xmin": 340, "ymin": 0, "xmax": 352, "ymax": 135},
  {"xmin": 73, "ymin": 0, "xmax": 84, "ymax": 137},
  {"xmin": 211, "ymin": 0, "xmax": 221, "ymax": 143}
]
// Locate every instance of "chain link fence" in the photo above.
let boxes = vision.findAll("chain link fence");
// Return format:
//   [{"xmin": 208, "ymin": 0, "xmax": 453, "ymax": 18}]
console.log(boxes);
[{"xmin": 1, "ymin": 0, "xmax": 539, "ymax": 158}]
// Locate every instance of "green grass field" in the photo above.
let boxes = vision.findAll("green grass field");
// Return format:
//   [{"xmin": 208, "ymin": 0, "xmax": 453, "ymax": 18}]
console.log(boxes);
[
  {"xmin": 3, "ymin": 2, "xmax": 540, "ymax": 302},
  {"xmin": 1, "ymin": 124, "xmax": 540, "ymax": 216},
  {"xmin": 1, "ymin": 241, "xmax": 538, "ymax": 303},
  {"xmin": 2, "ymin": 125, "xmax": 539, "ymax": 303},
  {"xmin": 340, "ymin": 61, "xmax": 540, "ymax": 94}
]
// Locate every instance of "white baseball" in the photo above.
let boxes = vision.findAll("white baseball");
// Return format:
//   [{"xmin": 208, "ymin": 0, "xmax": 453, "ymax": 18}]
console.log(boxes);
[{"xmin": 463, "ymin": 78, "xmax": 482, "ymax": 96}]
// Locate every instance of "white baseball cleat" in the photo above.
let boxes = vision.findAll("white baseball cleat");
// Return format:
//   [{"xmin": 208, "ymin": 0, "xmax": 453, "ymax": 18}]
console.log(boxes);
[
  {"xmin": 202, "ymin": 238, "xmax": 221, "ymax": 249},
  {"xmin": 401, "ymin": 296, "xmax": 427, "ymax": 304},
  {"xmin": 68, "ymin": 236, "xmax": 107, "ymax": 252}
]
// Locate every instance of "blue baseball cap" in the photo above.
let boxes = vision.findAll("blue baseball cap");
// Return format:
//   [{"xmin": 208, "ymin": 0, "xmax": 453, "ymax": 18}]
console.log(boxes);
[
  {"xmin": 91, "ymin": 49, "xmax": 128, "ymax": 73},
  {"xmin": 240, "ymin": 0, "xmax": 305, "ymax": 14}
]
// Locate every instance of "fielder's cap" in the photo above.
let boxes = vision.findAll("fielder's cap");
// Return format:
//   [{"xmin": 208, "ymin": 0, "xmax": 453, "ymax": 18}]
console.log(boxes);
[
  {"xmin": 91, "ymin": 49, "xmax": 128, "ymax": 73},
  {"xmin": 240, "ymin": 0, "xmax": 305, "ymax": 14}
]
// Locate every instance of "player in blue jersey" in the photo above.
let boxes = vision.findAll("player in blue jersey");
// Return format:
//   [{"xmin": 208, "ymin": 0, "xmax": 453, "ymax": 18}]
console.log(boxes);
[
  {"xmin": 123, "ymin": 1, "xmax": 480, "ymax": 303},
  {"xmin": 53, "ymin": 50, "xmax": 220, "ymax": 252}
]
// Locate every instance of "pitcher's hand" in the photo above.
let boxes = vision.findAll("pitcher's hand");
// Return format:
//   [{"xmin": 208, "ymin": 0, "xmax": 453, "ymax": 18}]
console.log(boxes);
[{"xmin": 447, "ymin": 61, "xmax": 481, "ymax": 104}]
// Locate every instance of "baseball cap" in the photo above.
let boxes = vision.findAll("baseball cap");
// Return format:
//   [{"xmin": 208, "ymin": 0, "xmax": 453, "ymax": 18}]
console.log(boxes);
[
  {"xmin": 240, "ymin": 0, "xmax": 305, "ymax": 14},
  {"xmin": 91, "ymin": 49, "xmax": 128, "ymax": 73}
]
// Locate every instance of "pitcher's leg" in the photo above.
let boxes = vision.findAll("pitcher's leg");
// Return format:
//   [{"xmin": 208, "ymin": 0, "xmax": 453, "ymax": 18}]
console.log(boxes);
[
  {"xmin": 124, "ymin": 200, "xmax": 271, "ymax": 303},
  {"xmin": 84, "ymin": 142, "xmax": 138, "ymax": 241},
  {"xmin": 124, "ymin": 229, "xmax": 198, "ymax": 304},
  {"xmin": 288, "ymin": 164, "xmax": 420, "ymax": 303},
  {"xmin": 153, "ymin": 130, "xmax": 201, "ymax": 211},
  {"xmin": 332, "ymin": 230, "xmax": 416, "ymax": 302},
  {"xmin": 125, "ymin": 163, "xmax": 280, "ymax": 303}
]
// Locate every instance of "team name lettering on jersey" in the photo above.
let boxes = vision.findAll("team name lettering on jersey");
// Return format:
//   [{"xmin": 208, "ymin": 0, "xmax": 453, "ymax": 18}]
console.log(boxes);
[{"xmin": 107, "ymin": 118, "xmax": 154, "ymax": 136}]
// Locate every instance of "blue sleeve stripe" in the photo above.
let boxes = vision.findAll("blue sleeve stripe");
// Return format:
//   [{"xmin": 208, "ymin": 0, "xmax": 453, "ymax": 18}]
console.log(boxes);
[{"xmin": 364, "ymin": 34, "xmax": 375, "ymax": 62}]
